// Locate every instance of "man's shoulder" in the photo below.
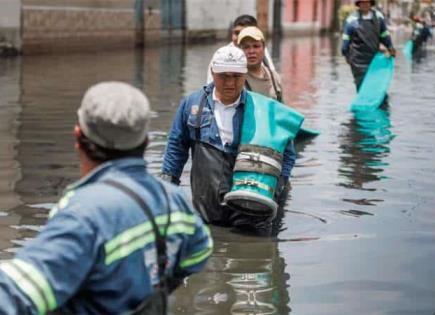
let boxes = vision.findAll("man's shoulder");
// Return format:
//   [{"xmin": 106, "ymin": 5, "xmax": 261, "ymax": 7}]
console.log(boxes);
[
  {"xmin": 182, "ymin": 87, "xmax": 210, "ymax": 109},
  {"xmin": 374, "ymin": 9, "xmax": 385, "ymax": 19},
  {"xmin": 346, "ymin": 11, "xmax": 359, "ymax": 24}
]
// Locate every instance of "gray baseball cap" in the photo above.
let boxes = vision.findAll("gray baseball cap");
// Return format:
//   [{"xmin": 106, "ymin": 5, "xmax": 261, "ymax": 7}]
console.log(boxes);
[{"xmin": 77, "ymin": 81, "xmax": 151, "ymax": 150}]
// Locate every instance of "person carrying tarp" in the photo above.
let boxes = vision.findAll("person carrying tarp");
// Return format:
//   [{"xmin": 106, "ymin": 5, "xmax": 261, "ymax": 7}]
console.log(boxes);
[
  {"xmin": 341, "ymin": 0, "xmax": 396, "ymax": 91},
  {"xmin": 0, "ymin": 82, "xmax": 212, "ymax": 315},
  {"xmin": 162, "ymin": 46, "xmax": 298, "ymax": 235},
  {"xmin": 411, "ymin": 15, "xmax": 432, "ymax": 56}
]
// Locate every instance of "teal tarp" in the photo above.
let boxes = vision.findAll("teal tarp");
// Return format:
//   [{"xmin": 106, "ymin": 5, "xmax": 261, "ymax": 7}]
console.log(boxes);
[
  {"xmin": 351, "ymin": 52, "xmax": 395, "ymax": 112},
  {"xmin": 296, "ymin": 127, "xmax": 321, "ymax": 141},
  {"xmin": 402, "ymin": 40, "xmax": 414, "ymax": 60}
]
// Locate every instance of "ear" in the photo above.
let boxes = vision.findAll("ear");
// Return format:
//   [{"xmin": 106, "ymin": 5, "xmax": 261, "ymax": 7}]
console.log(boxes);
[{"xmin": 74, "ymin": 125, "xmax": 82, "ymax": 150}]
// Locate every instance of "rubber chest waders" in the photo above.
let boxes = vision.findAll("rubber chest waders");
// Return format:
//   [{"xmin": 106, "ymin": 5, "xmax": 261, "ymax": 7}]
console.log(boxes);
[
  {"xmin": 190, "ymin": 93, "xmax": 237, "ymax": 224},
  {"xmin": 349, "ymin": 11, "xmax": 381, "ymax": 90},
  {"xmin": 224, "ymin": 92, "xmax": 304, "ymax": 217}
]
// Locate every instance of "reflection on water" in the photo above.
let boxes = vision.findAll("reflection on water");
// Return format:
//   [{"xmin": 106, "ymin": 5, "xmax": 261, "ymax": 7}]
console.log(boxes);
[
  {"xmin": 1, "ymin": 36, "xmax": 435, "ymax": 314},
  {"xmin": 170, "ymin": 227, "xmax": 290, "ymax": 315},
  {"xmin": 339, "ymin": 106, "xmax": 395, "ymax": 190}
]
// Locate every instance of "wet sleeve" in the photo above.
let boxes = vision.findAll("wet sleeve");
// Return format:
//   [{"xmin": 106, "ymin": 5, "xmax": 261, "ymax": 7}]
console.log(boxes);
[
  {"xmin": 341, "ymin": 21, "xmax": 353, "ymax": 56},
  {"xmin": 281, "ymin": 140, "xmax": 297, "ymax": 179},
  {"xmin": 162, "ymin": 97, "xmax": 192, "ymax": 180},
  {"xmin": 174, "ymin": 197, "xmax": 213, "ymax": 278},
  {"xmin": 0, "ymin": 277, "xmax": 38, "ymax": 315},
  {"xmin": 0, "ymin": 210, "xmax": 97, "ymax": 314},
  {"xmin": 379, "ymin": 18, "xmax": 393, "ymax": 49}
]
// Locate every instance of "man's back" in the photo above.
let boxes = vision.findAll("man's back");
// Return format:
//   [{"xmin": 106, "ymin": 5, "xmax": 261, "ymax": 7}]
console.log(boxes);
[{"xmin": 0, "ymin": 157, "xmax": 212, "ymax": 315}]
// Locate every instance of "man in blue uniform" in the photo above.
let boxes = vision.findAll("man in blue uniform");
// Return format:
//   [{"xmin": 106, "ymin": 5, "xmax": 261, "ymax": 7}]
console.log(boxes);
[
  {"xmin": 341, "ymin": 0, "xmax": 396, "ymax": 90},
  {"xmin": 0, "ymin": 82, "xmax": 212, "ymax": 315},
  {"xmin": 162, "ymin": 46, "xmax": 296, "ymax": 234}
]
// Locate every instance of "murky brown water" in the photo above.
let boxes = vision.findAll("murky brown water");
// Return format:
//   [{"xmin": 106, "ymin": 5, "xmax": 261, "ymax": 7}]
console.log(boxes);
[{"xmin": 1, "ymin": 35, "xmax": 435, "ymax": 314}]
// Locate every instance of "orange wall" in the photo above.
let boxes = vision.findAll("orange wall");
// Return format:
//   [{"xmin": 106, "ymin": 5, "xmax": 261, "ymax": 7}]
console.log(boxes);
[{"xmin": 283, "ymin": 0, "xmax": 335, "ymax": 30}]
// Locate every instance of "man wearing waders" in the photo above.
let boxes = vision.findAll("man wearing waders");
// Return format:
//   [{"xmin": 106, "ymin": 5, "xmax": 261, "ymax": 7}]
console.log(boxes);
[
  {"xmin": 161, "ymin": 46, "xmax": 296, "ymax": 234},
  {"xmin": 0, "ymin": 82, "xmax": 212, "ymax": 315},
  {"xmin": 341, "ymin": 0, "xmax": 396, "ymax": 91}
]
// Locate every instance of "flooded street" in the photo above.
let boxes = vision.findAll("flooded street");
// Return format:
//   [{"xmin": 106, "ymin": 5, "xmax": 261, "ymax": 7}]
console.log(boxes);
[{"xmin": 1, "ymin": 35, "xmax": 435, "ymax": 314}]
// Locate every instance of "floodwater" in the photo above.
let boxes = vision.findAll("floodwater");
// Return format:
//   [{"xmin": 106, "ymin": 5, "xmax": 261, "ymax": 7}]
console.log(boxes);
[{"xmin": 1, "ymin": 35, "xmax": 435, "ymax": 314}]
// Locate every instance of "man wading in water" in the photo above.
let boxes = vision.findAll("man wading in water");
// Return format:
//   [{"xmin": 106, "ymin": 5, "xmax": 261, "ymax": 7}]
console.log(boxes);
[
  {"xmin": 162, "ymin": 46, "xmax": 296, "ymax": 235},
  {"xmin": 0, "ymin": 82, "xmax": 212, "ymax": 315},
  {"xmin": 341, "ymin": 0, "xmax": 396, "ymax": 91}
]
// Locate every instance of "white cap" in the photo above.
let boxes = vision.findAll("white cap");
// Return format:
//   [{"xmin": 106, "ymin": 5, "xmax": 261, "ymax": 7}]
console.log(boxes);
[
  {"xmin": 211, "ymin": 46, "xmax": 248, "ymax": 74},
  {"xmin": 77, "ymin": 81, "xmax": 151, "ymax": 150}
]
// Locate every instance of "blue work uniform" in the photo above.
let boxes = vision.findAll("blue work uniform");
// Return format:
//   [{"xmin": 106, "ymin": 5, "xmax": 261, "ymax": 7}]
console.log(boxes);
[
  {"xmin": 0, "ymin": 157, "xmax": 212, "ymax": 315},
  {"xmin": 341, "ymin": 9, "xmax": 394, "ymax": 89},
  {"xmin": 161, "ymin": 83, "xmax": 296, "ymax": 231}
]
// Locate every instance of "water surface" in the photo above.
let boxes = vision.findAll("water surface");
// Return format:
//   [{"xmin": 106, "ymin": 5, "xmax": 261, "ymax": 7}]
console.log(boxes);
[{"xmin": 0, "ymin": 35, "xmax": 434, "ymax": 314}]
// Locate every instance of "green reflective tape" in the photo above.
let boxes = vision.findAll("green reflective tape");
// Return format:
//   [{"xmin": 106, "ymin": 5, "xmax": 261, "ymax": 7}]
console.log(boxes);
[
  {"xmin": 155, "ymin": 212, "xmax": 196, "ymax": 226},
  {"xmin": 49, "ymin": 190, "xmax": 75, "ymax": 218},
  {"xmin": 105, "ymin": 233, "xmax": 155, "ymax": 265},
  {"xmin": 48, "ymin": 205, "xmax": 58, "ymax": 219},
  {"xmin": 104, "ymin": 212, "xmax": 198, "ymax": 265},
  {"xmin": 342, "ymin": 34, "xmax": 350, "ymax": 40},
  {"xmin": 381, "ymin": 31, "xmax": 389, "ymax": 38},
  {"xmin": 105, "ymin": 221, "xmax": 152, "ymax": 255},
  {"xmin": 0, "ymin": 259, "xmax": 57, "ymax": 315},
  {"xmin": 204, "ymin": 225, "xmax": 213, "ymax": 248},
  {"xmin": 165, "ymin": 222, "xmax": 196, "ymax": 236},
  {"xmin": 13, "ymin": 260, "xmax": 57, "ymax": 312},
  {"xmin": 180, "ymin": 247, "xmax": 213, "ymax": 269},
  {"xmin": 347, "ymin": 15, "xmax": 358, "ymax": 23}
]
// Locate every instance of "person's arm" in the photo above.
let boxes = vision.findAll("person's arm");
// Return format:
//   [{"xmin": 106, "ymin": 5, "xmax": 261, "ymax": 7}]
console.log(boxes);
[
  {"xmin": 341, "ymin": 20, "xmax": 354, "ymax": 58},
  {"xmin": 161, "ymin": 97, "xmax": 192, "ymax": 184},
  {"xmin": 169, "ymin": 194, "xmax": 213, "ymax": 291},
  {"xmin": 0, "ymin": 210, "xmax": 97, "ymax": 315},
  {"xmin": 379, "ymin": 17, "xmax": 395, "ymax": 56}
]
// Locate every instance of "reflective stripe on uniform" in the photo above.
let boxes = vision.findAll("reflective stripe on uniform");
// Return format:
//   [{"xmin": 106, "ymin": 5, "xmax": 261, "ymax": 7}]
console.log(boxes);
[
  {"xmin": 381, "ymin": 30, "xmax": 390, "ymax": 38},
  {"xmin": 342, "ymin": 34, "xmax": 350, "ymax": 40},
  {"xmin": 346, "ymin": 15, "xmax": 358, "ymax": 23},
  {"xmin": 180, "ymin": 225, "xmax": 213, "ymax": 268},
  {"xmin": 0, "ymin": 259, "xmax": 57, "ymax": 315},
  {"xmin": 48, "ymin": 190, "xmax": 75, "ymax": 218},
  {"xmin": 180, "ymin": 247, "xmax": 213, "ymax": 268},
  {"xmin": 104, "ymin": 212, "xmax": 197, "ymax": 265}
]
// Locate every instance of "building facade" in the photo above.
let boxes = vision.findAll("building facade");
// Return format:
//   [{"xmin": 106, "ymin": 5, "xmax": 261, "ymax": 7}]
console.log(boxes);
[
  {"xmin": 1, "ymin": 0, "xmax": 341, "ymax": 54},
  {"xmin": 281, "ymin": 0, "xmax": 336, "ymax": 35}
]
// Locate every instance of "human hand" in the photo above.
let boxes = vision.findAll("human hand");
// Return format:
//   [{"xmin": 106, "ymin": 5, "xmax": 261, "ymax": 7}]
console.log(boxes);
[
  {"xmin": 160, "ymin": 173, "xmax": 180, "ymax": 185},
  {"xmin": 388, "ymin": 47, "xmax": 396, "ymax": 57}
]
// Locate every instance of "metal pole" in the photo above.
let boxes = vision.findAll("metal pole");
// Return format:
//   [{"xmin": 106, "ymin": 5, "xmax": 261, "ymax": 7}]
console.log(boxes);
[{"xmin": 135, "ymin": 0, "xmax": 145, "ymax": 48}]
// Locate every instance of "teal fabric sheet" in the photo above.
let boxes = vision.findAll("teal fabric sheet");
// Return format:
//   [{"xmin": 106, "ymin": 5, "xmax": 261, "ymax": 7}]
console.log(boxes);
[
  {"xmin": 402, "ymin": 40, "xmax": 414, "ymax": 60},
  {"xmin": 241, "ymin": 92, "xmax": 305, "ymax": 152},
  {"xmin": 351, "ymin": 52, "xmax": 395, "ymax": 112},
  {"xmin": 296, "ymin": 127, "xmax": 321, "ymax": 141}
]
